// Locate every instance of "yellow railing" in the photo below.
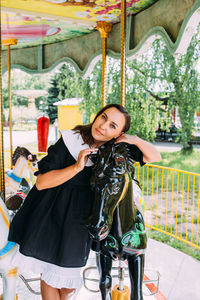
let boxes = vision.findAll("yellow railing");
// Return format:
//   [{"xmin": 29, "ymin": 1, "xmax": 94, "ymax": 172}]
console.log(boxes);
[
  {"xmin": 4, "ymin": 150, "xmax": 200, "ymax": 250},
  {"xmin": 134, "ymin": 163, "xmax": 200, "ymax": 250}
]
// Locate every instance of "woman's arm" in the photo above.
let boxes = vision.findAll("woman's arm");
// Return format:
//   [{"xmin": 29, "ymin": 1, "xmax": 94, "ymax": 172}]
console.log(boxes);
[
  {"xmin": 36, "ymin": 147, "xmax": 98, "ymax": 190},
  {"xmin": 36, "ymin": 165, "xmax": 80, "ymax": 190},
  {"xmin": 115, "ymin": 134, "xmax": 161, "ymax": 163}
]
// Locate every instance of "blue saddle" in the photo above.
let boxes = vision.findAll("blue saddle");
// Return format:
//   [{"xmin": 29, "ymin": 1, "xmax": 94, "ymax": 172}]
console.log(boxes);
[
  {"xmin": 6, "ymin": 171, "xmax": 22, "ymax": 183},
  {"xmin": 0, "ymin": 241, "xmax": 16, "ymax": 258}
]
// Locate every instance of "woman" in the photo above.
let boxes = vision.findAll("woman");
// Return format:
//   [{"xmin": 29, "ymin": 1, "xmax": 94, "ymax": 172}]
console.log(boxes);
[{"xmin": 8, "ymin": 104, "xmax": 161, "ymax": 300}]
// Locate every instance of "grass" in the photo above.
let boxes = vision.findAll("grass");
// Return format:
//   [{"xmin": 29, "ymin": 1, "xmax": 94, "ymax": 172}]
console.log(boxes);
[
  {"xmin": 134, "ymin": 149, "xmax": 200, "ymax": 195},
  {"xmin": 153, "ymin": 150, "xmax": 200, "ymax": 174},
  {"xmin": 135, "ymin": 149, "xmax": 200, "ymax": 259},
  {"xmin": 147, "ymin": 228, "xmax": 200, "ymax": 261}
]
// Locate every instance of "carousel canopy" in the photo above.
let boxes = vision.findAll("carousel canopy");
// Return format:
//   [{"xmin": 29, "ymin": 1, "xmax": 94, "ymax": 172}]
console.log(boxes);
[{"xmin": 1, "ymin": 0, "xmax": 200, "ymax": 75}]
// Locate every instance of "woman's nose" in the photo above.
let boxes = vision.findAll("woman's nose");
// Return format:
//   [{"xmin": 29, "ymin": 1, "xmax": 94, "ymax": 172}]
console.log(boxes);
[{"xmin": 99, "ymin": 122, "xmax": 107, "ymax": 130}]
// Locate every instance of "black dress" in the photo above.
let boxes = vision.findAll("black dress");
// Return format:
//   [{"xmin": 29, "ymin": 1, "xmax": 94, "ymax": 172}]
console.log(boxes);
[{"xmin": 8, "ymin": 135, "xmax": 94, "ymax": 268}]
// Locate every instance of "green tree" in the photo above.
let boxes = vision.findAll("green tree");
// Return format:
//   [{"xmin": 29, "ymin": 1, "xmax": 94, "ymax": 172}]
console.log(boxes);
[
  {"xmin": 80, "ymin": 58, "xmax": 161, "ymax": 140},
  {"xmin": 46, "ymin": 64, "xmax": 82, "ymax": 123},
  {"xmin": 81, "ymin": 27, "xmax": 200, "ymax": 148},
  {"xmin": 79, "ymin": 61, "xmax": 103, "ymax": 123},
  {"xmin": 126, "ymin": 28, "xmax": 200, "ymax": 150}
]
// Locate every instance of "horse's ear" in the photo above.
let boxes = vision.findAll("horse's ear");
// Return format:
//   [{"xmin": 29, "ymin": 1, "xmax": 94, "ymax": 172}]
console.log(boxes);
[
  {"xmin": 12, "ymin": 147, "xmax": 21, "ymax": 166},
  {"xmin": 14, "ymin": 146, "xmax": 21, "ymax": 155},
  {"xmin": 88, "ymin": 152, "xmax": 98, "ymax": 163}
]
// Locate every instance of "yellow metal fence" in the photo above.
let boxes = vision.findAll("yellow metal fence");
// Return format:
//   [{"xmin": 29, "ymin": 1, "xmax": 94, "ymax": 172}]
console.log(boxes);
[
  {"xmin": 135, "ymin": 163, "xmax": 200, "ymax": 250},
  {"xmin": 4, "ymin": 150, "xmax": 200, "ymax": 250}
]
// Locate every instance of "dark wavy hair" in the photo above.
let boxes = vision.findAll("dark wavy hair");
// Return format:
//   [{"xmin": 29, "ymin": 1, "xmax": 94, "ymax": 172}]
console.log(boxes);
[{"xmin": 73, "ymin": 104, "xmax": 131, "ymax": 146}]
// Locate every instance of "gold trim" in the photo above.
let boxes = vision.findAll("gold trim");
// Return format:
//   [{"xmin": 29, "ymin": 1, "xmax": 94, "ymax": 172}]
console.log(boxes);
[
  {"xmin": 120, "ymin": 0, "xmax": 126, "ymax": 107},
  {"xmin": 97, "ymin": 22, "xmax": 112, "ymax": 107},
  {"xmin": 0, "ymin": 204, "xmax": 10, "ymax": 228},
  {"xmin": 0, "ymin": 47, "xmax": 5, "ymax": 199},
  {"xmin": 7, "ymin": 267, "xmax": 18, "ymax": 278},
  {"xmin": 97, "ymin": 22, "xmax": 112, "ymax": 39},
  {"xmin": 8, "ymin": 45, "xmax": 13, "ymax": 169},
  {"xmin": 113, "ymin": 173, "xmax": 130, "ymax": 212},
  {"xmin": 2, "ymin": 39, "xmax": 18, "ymax": 46}
]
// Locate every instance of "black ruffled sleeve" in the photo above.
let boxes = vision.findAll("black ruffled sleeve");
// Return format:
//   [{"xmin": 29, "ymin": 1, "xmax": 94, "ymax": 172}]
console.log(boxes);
[
  {"xmin": 127, "ymin": 144, "xmax": 145, "ymax": 166},
  {"xmin": 34, "ymin": 138, "xmax": 66, "ymax": 176}
]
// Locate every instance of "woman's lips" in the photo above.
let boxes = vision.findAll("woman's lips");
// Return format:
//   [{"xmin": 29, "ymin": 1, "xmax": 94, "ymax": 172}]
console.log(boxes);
[{"xmin": 95, "ymin": 128, "xmax": 104, "ymax": 136}]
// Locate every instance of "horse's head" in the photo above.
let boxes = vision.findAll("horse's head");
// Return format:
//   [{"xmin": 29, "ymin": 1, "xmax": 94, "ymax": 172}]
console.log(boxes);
[
  {"xmin": 12, "ymin": 147, "xmax": 38, "ymax": 187},
  {"xmin": 86, "ymin": 140, "xmax": 135, "ymax": 241}
]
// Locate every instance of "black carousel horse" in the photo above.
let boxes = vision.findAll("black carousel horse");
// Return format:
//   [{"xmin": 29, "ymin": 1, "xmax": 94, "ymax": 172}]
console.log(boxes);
[{"xmin": 86, "ymin": 140, "xmax": 147, "ymax": 300}]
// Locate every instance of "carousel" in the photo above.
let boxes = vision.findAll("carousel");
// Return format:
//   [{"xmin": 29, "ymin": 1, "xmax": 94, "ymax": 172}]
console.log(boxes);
[{"xmin": 1, "ymin": 0, "xmax": 200, "ymax": 299}]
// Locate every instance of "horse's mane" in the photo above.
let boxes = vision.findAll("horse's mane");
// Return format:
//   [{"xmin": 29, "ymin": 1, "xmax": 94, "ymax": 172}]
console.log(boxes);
[
  {"xmin": 91, "ymin": 140, "xmax": 135, "ymax": 178},
  {"xmin": 12, "ymin": 147, "xmax": 37, "ymax": 166}
]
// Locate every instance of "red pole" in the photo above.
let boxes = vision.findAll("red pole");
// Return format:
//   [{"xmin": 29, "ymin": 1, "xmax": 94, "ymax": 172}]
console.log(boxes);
[{"xmin": 37, "ymin": 115, "xmax": 50, "ymax": 152}]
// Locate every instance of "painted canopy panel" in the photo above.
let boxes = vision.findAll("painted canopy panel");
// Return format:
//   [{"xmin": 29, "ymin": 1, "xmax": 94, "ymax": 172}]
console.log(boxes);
[
  {"xmin": 1, "ymin": 0, "xmax": 157, "ymax": 49},
  {"xmin": 2, "ymin": 0, "xmax": 199, "ymax": 73},
  {"xmin": 1, "ymin": 13, "xmax": 93, "ymax": 48}
]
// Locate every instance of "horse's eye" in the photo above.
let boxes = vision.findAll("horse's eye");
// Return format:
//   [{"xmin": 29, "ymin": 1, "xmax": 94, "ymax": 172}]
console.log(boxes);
[{"xmin": 115, "ymin": 156, "xmax": 125, "ymax": 165}]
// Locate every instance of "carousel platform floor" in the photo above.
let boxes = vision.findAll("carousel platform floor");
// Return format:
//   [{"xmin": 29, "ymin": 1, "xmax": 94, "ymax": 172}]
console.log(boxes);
[{"xmin": 1, "ymin": 238, "xmax": 199, "ymax": 299}]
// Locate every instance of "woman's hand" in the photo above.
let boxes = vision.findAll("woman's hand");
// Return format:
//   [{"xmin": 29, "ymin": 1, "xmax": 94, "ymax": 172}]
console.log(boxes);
[
  {"xmin": 115, "ymin": 133, "xmax": 161, "ymax": 163},
  {"xmin": 36, "ymin": 147, "xmax": 98, "ymax": 190},
  {"xmin": 115, "ymin": 134, "xmax": 137, "ymax": 144},
  {"xmin": 74, "ymin": 148, "xmax": 98, "ymax": 172}
]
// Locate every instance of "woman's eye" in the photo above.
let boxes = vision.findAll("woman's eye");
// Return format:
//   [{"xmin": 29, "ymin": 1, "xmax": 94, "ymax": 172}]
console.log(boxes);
[
  {"xmin": 102, "ymin": 115, "xmax": 106, "ymax": 119},
  {"xmin": 110, "ymin": 124, "xmax": 116, "ymax": 129}
]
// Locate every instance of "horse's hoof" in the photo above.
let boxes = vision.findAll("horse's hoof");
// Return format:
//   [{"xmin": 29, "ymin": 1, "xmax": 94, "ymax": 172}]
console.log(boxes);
[{"xmin": 0, "ymin": 294, "xmax": 18, "ymax": 299}]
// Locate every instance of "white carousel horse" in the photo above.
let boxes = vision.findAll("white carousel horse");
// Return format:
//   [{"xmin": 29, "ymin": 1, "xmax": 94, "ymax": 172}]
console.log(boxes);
[
  {"xmin": 0, "ymin": 195, "xmax": 18, "ymax": 300},
  {"xmin": 5, "ymin": 147, "xmax": 38, "ymax": 197}
]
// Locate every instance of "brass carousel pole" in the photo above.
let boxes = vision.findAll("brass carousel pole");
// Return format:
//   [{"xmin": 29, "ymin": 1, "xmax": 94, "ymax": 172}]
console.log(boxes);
[
  {"xmin": 0, "ymin": 52, "xmax": 5, "ymax": 200},
  {"xmin": 121, "ymin": 0, "xmax": 126, "ymax": 107},
  {"xmin": 7, "ymin": 44, "xmax": 13, "ymax": 169},
  {"xmin": 2, "ymin": 39, "xmax": 18, "ymax": 171},
  {"xmin": 97, "ymin": 21, "xmax": 112, "ymax": 107}
]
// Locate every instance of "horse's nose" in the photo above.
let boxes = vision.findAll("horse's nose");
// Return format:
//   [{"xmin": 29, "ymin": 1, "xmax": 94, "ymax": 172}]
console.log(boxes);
[
  {"xmin": 87, "ymin": 224, "xmax": 109, "ymax": 241},
  {"xmin": 99, "ymin": 225, "xmax": 109, "ymax": 240}
]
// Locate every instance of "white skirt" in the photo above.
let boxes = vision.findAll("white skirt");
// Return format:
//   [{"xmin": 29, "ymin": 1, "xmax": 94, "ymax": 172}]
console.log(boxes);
[{"xmin": 11, "ymin": 246, "xmax": 83, "ymax": 290}]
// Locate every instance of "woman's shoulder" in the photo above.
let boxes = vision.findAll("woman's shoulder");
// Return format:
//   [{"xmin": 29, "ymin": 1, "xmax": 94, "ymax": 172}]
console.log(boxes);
[
  {"xmin": 60, "ymin": 130, "xmax": 83, "ymax": 152},
  {"xmin": 61, "ymin": 129, "xmax": 93, "ymax": 166},
  {"xmin": 61, "ymin": 129, "xmax": 82, "ymax": 143}
]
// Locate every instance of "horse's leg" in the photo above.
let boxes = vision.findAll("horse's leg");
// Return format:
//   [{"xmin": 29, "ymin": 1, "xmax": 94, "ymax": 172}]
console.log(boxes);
[
  {"xmin": 96, "ymin": 253, "xmax": 112, "ymax": 300},
  {"xmin": 127, "ymin": 254, "xmax": 145, "ymax": 300},
  {"xmin": 2, "ymin": 268, "xmax": 18, "ymax": 300}
]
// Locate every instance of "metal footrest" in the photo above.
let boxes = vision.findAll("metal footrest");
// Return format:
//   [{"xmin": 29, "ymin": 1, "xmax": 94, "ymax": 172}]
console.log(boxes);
[
  {"xmin": 83, "ymin": 266, "xmax": 160, "ymax": 296},
  {"xmin": 18, "ymin": 274, "xmax": 41, "ymax": 295}
]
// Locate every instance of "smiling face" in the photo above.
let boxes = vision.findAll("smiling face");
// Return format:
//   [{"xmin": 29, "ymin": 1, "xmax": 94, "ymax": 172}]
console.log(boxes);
[{"xmin": 91, "ymin": 107, "xmax": 126, "ymax": 146}]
